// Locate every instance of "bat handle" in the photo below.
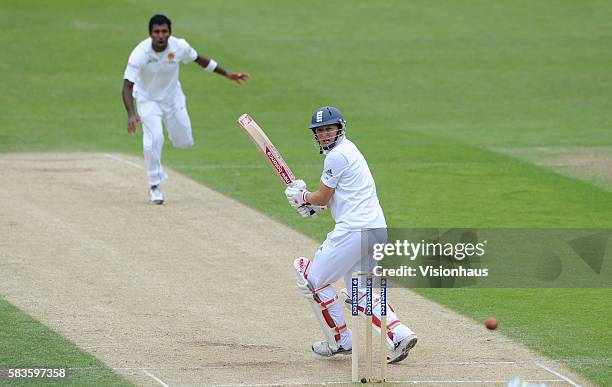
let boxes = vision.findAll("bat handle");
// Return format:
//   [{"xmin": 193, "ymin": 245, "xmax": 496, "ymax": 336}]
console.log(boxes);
[{"xmin": 309, "ymin": 208, "xmax": 318, "ymax": 219}]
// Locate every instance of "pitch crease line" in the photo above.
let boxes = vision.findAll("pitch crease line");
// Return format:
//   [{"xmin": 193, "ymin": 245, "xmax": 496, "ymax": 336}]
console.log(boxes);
[
  {"xmin": 142, "ymin": 369, "xmax": 170, "ymax": 387},
  {"xmin": 204, "ymin": 380, "xmax": 564, "ymax": 387},
  {"xmin": 103, "ymin": 153, "xmax": 144, "ymax": 170},
  {"xmin": 535, "ymin": 362, "xmax": 581, "ymax": 387}
]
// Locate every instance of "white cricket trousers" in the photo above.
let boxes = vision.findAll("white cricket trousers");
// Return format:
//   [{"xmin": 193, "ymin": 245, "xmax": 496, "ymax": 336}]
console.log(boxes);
[
  {"xmin": 137, "ymin": 90, "xmax": 194, "ymax": 187},
  {"xmin": 307, "ymin": 229, "xmax": 415, "ymax": 349}
]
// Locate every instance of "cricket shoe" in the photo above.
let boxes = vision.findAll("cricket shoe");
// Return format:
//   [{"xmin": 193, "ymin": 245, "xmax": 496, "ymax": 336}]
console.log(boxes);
[
  {"xmin": 387, "ymin": 334, "xmax": 417, "ymax": 364},
  {"xmin": 311, "ymin": 340, "xmax": 351, "ymax": 357},
  {"xmin": 149, "ymin": 185, "xmax": 164, "ymax": 205}
]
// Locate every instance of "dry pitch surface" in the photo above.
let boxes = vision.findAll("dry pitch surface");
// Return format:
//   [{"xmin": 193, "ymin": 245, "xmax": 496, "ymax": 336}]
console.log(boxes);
[{"xmin": 0, "ymin": 153, "xmax": 589, "ymax": 386}]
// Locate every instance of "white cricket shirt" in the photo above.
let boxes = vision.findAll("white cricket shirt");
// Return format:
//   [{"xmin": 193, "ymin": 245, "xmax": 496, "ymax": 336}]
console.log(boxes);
[
  {"xmin": 124, "ymin": 36, "xmax": 198, "ymax": 102},
  {"xmin": 321, "ymin": 137, "xmax": 387, "ymax": 232}
]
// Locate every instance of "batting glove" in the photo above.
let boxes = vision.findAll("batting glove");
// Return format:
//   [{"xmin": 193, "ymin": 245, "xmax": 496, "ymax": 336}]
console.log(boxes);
[
  {"xmin": 296, "ymin": 205, "xmax": 312, "ymax": 218},
  {"xmin": 296, "ymin": 204, "xmax": 326, "ymax": 218},
  {"xmin": 290, "ymin": 179, "xmax": 307, "ymax": 190},
  {"xmin": 285, "ymin": 180, "xmax": 310, "ymax": 209}
]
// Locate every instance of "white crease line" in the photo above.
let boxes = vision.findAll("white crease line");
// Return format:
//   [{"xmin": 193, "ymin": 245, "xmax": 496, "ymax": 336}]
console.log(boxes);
[
  {"xmin": 103, "ymin": 153, "xmax": 144, "ymax": 170},
  {"xmin": 419, "ymin": 361, "xmax": 518, "ymax": 365},
  {"xmin": 199, "ymin": 380, "xmax": 563, "ymax": 387},
  {"xmin": 67, "ymin": 360, "xmax": 554, "ymax": 372},
  {"xmin": 536, "ymin": 362, "xmax": 581, "ymax": 386},
  {"xmin": 142, "ymin": 369, "xmax": 170, "ymax": 387},
  {"xmin": 89, "ymin": 360, "xmax": 521, "ymax": 371}
]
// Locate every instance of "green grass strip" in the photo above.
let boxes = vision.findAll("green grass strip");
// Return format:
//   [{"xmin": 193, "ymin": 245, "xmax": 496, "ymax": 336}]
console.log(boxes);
[{"xmin": 0, "ymin": 299, "xmax": 132, "ymax": 386}]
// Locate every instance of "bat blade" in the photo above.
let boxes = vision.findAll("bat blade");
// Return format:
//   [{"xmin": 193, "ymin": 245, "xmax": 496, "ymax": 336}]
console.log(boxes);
[
  {"xmin": 237, "ymin": 113, "xmax": 295, "ymax": 184},
  {"xmin": 237, "ymin": 113, "xmax": 317, "ymax": 218}
]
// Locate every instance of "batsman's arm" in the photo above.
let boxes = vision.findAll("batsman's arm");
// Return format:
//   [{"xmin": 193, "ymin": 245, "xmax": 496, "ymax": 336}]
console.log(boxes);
[
  {"xmin": 305, "ymin": 181, "xmax": 334, "ymax": 206},
  {"xmin": 194, "ymin": 55, "xmax": 250, "ymax": 84},
  {"xmin": 121, "ymin": 79, "xmax": 140, "ymax": 133}
]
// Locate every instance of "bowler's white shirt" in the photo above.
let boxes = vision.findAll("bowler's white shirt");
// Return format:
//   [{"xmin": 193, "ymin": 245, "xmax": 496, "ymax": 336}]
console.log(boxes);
[
  {"xmin": 321, "ymin": 138, "xmax": 387, "ymax": 232},
  {"xmin": 124, "ymin": 36, "xmax": 198, "ymax": 102}
]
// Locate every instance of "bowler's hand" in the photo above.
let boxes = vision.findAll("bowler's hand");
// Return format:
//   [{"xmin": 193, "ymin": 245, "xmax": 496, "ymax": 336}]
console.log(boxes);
[
  {"xmin": 128, "ymin": 114, "xmax": 141, "ymax": 134},
  {"xmin": 226, "ymin": 71, "xmax": 250, "ymax": 84}
]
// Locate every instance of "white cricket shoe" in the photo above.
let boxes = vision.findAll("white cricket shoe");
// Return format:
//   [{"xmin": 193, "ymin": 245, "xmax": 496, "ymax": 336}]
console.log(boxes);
[
  {"xmin": 149, "ymin": 185, "xmax": 164, "ymax": 205},
  {"xmin": 311, "ymin": 340, "xmax": 351, "ymax": 357},
  {"xmin": 387, "ymin": 334, "xmax": 417, "ymax": 364}
]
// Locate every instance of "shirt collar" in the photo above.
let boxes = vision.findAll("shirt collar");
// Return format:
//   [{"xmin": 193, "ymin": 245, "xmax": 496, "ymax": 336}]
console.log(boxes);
[{"xmin": 145, "ymin": 36, "xmax": 172, "ymax": 55}]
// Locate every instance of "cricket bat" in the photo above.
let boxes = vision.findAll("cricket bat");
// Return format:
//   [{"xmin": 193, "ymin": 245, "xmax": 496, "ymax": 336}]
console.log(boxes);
[{"xmin": 237, "ymin": 113, "xmax": 317, "ymax": 218}]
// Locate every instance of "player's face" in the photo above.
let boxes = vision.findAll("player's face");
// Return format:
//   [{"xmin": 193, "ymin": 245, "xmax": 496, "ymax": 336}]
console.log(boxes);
[
  {"xmin": 314, "ymin": 125, "xmax": 340, "ymax": 148},
  {"xmin": 150, "ymin": 24, "xmax": 170, "ymax": 52}
]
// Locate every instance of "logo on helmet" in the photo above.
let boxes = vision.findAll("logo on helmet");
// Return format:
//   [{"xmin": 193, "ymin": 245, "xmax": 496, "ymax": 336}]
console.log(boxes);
[{"xmin": 310, "ymin": 106, "xmax": 346, "ymax": 154}]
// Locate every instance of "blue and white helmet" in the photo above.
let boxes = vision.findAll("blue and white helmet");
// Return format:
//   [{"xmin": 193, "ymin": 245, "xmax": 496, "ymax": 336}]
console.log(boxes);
[{"xmin": 309, "ymin": 106, "xmax": 346, "ymax": 153}]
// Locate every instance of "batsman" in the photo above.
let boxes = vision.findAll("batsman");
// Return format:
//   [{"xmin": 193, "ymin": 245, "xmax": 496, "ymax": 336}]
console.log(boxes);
[{"xmin": 287, "ymin": 107, "xmax": 417, "ymax": 363}]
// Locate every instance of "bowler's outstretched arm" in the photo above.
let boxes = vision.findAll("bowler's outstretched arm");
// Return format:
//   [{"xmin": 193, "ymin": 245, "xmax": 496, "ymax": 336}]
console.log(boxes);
[{"xmin": 194, "ymin": 55, "xmax": 250, "ymax": 84}]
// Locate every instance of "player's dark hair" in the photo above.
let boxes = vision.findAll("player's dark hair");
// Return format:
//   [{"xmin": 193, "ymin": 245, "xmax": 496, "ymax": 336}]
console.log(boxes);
[{"xmin": 149, "ymin": 14, "xmax": 171, "ymax": 34}]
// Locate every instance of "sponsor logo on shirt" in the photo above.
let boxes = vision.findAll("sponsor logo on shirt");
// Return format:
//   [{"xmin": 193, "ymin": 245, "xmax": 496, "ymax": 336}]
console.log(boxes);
[
  {"xmin": 325, "ymin": 168, "xmax": 333, "ymax": 178},
  {"xmin": 168, "ymin": 53, "xmax": 175, "ymax": 60}
]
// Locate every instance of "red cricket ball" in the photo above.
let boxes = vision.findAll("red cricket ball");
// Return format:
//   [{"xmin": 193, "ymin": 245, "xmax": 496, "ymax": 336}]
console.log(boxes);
[{"xmin": 485, "ymin": 316, "xmax": 498, "ymax": 330}]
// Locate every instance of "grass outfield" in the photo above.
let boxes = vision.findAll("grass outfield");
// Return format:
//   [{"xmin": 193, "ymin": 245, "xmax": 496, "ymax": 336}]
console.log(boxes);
[
  {"xmin": 2, "ymin": 0, "xmax": 611, "ymax": 385},
  {"xmin": 416, "ymin": 288, "xmax": 612, "ymax": 385},
  {"xmin": 0, "ymin": 300, "xmax": 132, "ymax": 386}
]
